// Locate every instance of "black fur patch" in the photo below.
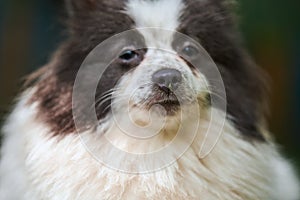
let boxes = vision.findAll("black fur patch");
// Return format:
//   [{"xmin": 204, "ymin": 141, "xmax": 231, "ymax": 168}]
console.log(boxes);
[
  {"xmin": 30, "ymin": 0, "xmax": 143, "ymax": 136},
  {"xmin": 179, "ymin": 0, "xmax": 268, "ymax": 140}
]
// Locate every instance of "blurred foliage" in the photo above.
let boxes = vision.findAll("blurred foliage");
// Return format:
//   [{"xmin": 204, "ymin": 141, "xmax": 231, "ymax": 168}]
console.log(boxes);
[{"xmin": 239, "ymin": 0, "xmax": 300, "ymax": 168}]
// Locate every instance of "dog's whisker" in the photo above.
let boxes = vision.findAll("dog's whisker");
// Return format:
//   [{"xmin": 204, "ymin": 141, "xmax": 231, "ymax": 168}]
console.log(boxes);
[
  {"xmin": 101, "ymin": 98, "xmax": 128, "ymax": 114},
  {"xmin": 198, "ymin": 90, "xmax": 227, "ymax": 102}
]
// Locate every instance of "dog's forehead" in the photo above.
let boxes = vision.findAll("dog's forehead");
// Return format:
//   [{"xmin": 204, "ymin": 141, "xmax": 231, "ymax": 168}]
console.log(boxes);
[
  {"xmin": 125, "ymin": 0, "xmax": 184, "ymax": 47},
  {"xmin": 126, "ymin": 0, "xmax": 184, "ymax": 29}
]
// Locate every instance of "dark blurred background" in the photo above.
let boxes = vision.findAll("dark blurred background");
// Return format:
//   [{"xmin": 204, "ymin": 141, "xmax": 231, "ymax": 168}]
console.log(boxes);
[{"xmin": 0, "ymin": 0, "xmax": 299, "ymax": 173}]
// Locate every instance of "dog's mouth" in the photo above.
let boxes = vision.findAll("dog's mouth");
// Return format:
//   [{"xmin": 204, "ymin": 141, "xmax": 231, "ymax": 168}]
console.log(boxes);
[
  {"xmin": 153, "ymin": 99, "xmax": 180, "ymax": 114},
  {"xmin": 147, "ymin": 87, "xmax": 181, "ymax": 115}
]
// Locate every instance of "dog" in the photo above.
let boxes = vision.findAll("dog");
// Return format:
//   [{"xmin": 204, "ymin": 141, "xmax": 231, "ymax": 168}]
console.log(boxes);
[{"xmin": 1, "ymin": 0, "xmax": 299, "ymax": 199}]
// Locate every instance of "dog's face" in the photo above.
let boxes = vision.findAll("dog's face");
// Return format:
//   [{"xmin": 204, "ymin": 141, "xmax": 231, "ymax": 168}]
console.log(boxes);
[
  {"xmin": 107, "ymin": 32, "xmax": 209, "ymax": 118},
  {"xmin": 31, "ymin": 0, "xmax": 267, "ymax": 141}
]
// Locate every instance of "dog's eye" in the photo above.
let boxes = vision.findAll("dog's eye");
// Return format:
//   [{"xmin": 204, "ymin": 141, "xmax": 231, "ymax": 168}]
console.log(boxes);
[
  {"xmin": 181, "ymin": 45, "xmax": 199, "ymax": 57},
  {"xmin": 119, "ymin": 50, "xmax": 138, "ymax": 61}
]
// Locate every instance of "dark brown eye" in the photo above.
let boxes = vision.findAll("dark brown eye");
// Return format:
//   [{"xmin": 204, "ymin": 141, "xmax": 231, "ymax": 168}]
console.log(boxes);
[
  {"xmin": 119, "ymin": 50, "xmax": 138, "ymax": 61},
  {"xmin": 181, "ymin": 45, "xmax": 199, "ymax": 57}
]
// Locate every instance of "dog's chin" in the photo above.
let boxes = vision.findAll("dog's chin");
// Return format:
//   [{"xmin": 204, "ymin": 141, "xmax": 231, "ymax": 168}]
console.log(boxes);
[
  {"xmin": 145, "ymin": 91, "xmax": 182, "ymax": 116},
  {"xmin": 150, "ymin": 100, "xmax": 181, "ymax": 116}
]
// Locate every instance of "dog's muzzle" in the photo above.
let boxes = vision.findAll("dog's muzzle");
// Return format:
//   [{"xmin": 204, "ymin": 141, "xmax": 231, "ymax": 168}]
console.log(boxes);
[
  {"xmin": 152, "ymin": 68, "xmax": 182, "ymax": 92},
  {"xmin": 150, "ymin": 68, "xmax": 182, "ymax": 115}
]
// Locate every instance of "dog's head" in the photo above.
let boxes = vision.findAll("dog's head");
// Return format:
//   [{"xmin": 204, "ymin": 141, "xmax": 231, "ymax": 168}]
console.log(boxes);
[{"xmin": 31, "ymin": 0, "xmax": 267, "ymax": 141}]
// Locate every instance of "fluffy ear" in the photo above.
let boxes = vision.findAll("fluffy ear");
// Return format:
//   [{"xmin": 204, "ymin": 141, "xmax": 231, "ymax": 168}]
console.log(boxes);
[{"xmin": 65, "ymin": 0, "xmax": 98, "ymax": 17}]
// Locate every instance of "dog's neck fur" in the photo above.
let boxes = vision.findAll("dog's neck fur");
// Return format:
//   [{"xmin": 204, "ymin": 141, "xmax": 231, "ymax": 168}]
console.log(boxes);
[{"xmin": 1, "ymin": 90, "xmax": 299, "ymax": 199}]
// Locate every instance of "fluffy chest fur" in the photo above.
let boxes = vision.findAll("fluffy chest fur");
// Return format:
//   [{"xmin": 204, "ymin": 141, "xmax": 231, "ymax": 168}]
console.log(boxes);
[{"xmin": 1, "ymin": 92, "xmax": 298, "ymax": 200}]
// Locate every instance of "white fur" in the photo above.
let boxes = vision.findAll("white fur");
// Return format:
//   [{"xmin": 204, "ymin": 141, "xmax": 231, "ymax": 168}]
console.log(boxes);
[
  {"xmin": 0, "ymin": 91, "xmax": 39, "ymax": 200},
  {"xmin": 126, "ymin": 0, "xmax": 185, "ymax": 49},
  {"xmin": 1, "ymin": 90, "xmax": 299, "ymax": 199},
  {"xmin": 271, "ymin": 157, "xmax": 300, "ymax": 200},
  {"xmin": 126, "ymin": 0, "xmax": 184, "ymax": 30}
]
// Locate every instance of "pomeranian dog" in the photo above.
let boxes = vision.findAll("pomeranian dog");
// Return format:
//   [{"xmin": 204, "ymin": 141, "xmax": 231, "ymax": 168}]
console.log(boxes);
[{"xmin": 1, "ymin": 0, "xmax": 299, "ymax": 199}]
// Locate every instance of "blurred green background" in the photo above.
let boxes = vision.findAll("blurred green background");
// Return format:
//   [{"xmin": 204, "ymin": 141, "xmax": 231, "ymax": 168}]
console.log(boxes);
[{"xmin": 0, "ymin": 0, "xmax": 299, "ymax": 173}]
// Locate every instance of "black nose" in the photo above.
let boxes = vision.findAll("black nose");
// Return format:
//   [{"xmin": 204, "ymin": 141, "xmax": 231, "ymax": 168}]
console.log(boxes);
[{"xmin": 152, "ymin": 69, "xmax": 182, "ymax": 92}]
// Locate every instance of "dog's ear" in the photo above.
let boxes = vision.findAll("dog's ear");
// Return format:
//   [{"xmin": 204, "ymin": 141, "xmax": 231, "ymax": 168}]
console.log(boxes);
[{"xmin": 65, "ymin": 0, "xmax": 98, "ymax": 17}]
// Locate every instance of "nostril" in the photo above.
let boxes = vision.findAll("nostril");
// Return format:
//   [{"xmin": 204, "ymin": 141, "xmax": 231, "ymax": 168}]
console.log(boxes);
[
  {"xmin": 152, "ymin": 69, "xmax": 182, "ymax": 91},
  {"xmin": 159, "ymin": 85, "xmax": 172, "ymax": 95}
]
